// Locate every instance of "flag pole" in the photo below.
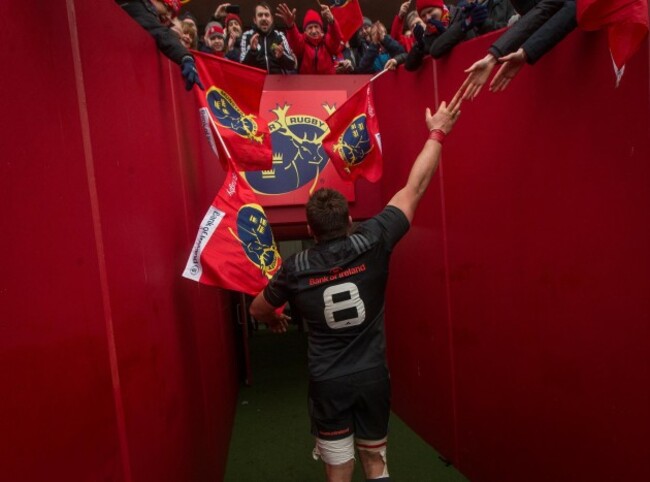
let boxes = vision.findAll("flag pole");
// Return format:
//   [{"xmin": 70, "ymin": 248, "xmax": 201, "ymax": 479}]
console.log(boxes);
[
  {"xmin": 369, "ymin": 68, "xmax": 390, "ymax": 84},
  {"xmin": 209, "ymin": 116, "xmax": 234, "ymax": 161}
]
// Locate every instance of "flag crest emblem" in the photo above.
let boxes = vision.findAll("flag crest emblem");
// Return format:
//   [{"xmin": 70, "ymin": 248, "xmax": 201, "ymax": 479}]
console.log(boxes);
[
  {"xmin": 207, "ymin": 86, "xmax": 264, "ymax": 143},
  {"xmin": 333, "ymin": 114, "xmax": 374, "ymax": 170},
  {"xmin": 231, "ymin": 204, "xmax": 280, "ymax": 279}
]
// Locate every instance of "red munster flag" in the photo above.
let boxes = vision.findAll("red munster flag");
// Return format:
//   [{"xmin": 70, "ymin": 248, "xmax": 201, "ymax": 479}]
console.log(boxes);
[
  {"xmin": 577, "ymin": 0, "xmax": 649, "ymax": 82},
  {"xmin": 328, "ymin": 0, "xmax": 363, "ymax": 43},
  {"xmin": 323, "ymin": 82, "xmax": 383, "ymax": 182},
  {"xmin": 183, "ymin": 169, "xmax": 282, "ymax": 294},
  {"xmin": 193, "ymin": 52, "xmax": 273, "ymax": 171}
]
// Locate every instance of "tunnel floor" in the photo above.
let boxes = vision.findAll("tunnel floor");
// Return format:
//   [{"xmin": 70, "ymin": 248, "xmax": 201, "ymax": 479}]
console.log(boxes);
[{"xmin": 224, "ymin": 324, "xmax": 469, "ymax": 481}]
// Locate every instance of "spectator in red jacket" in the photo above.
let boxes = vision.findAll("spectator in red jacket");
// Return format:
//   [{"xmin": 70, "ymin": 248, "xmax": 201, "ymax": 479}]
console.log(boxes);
[{"xmin": 276, "ymin": 3, "xmax": 343, "ymax": 75}]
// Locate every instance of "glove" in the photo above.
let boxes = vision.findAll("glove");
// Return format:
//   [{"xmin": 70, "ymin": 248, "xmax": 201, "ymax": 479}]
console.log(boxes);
[
  {"xmin": 412, "ymin": 23, "xmax": 426, "ymax": 49},
  {"xmin": 180, "ymin": 56, "xmax": 205, "ymax": 91},
  {"xmin": 461, "ymin": 2, "xmax": 488, "ymax": 32},
  {"xmin": 426, "ymin": 18, "xmax": 447, "ymax": 35}
]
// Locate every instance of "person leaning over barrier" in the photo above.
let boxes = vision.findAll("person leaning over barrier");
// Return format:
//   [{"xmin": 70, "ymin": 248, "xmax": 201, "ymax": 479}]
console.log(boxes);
[
  {"xmin": 117, "ymin": 0, "xmax": 204, "ymax": 91},
  {"xmin": 460, "ymin": 0, "xmax": 576, "ymax": 97},
  {"xmin": 250, "ymin": 93, "xmax": 463, "ymax": 482}
]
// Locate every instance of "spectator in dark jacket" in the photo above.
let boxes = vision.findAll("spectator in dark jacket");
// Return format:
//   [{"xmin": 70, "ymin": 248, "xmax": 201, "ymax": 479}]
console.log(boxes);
[
  {"xmin": 460, "ymin": 0, "xmax": 576, "ymax": 97},
  {"xmin": 117, "ymin": 0, "xmax": 204, "ymax": 90},
  {"xmin": 349, "ymin": 17, "xmax": 373, "ymax": 67},
  {"xmin": 240, "ymin": 2, "xmax": 297, "ymax": 73},
  {"xmin": 277, "ymin": 3, "xmax": 343, "ymax": 74},
  {"xmin": 357, "ymin": 22, "xmax": 405, "ymax": 73}
]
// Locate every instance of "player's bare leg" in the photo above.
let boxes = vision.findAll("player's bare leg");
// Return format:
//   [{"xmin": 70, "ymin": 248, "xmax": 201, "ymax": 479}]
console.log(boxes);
[
  {"xmin": 324, "ymin": 459, "xmax": 355, "ymax": 482},
  {"xmin": 358, "ymin": 449, "xmax": 387, "ymax": 478}
]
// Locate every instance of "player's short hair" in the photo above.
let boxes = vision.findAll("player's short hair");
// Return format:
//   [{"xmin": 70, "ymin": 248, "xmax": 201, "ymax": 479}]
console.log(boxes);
[{"xmin": 306, "ymin": 188, "xmax": 350, "ymax": 241}]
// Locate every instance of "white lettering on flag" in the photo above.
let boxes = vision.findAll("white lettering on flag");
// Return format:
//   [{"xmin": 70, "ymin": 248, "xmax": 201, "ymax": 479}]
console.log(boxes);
[{"xmin": 182, "ymin": 206, "xmax": 225, "ymax": 281}]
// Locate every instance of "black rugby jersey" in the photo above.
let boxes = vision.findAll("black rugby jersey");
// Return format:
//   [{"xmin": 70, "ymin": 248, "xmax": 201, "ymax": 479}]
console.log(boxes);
[{"xmin": 263, "ymin": 206, "xmax": 410, "ymax": 381}]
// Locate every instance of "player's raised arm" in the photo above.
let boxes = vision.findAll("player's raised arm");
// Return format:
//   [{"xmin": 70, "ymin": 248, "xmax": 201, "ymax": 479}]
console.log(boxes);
[{"xmin": 387, "ymin": 91, "xmax": 462, "ymax": 223}]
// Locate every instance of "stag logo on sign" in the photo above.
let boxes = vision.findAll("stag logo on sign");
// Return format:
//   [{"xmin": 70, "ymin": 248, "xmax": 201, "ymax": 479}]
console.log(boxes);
[
  {"xmin": 333, "ymin": 114, "xmax": 373, "ymax": 171},
  {"xmin": 244, "ymin": 103, "xmax": 330, "ymax": 194},
  {"xmin": 228, "ymin": 204, "xmax": 280, "ymax": 279},
  {"xmin": 206, "ymin": 86, "xmax": 263, "ymax": 143}
]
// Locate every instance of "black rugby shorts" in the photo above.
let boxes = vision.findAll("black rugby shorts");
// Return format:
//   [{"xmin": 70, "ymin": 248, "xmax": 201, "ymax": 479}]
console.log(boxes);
[{"xmin": 308, "ymin": 366, "xmax": 390, "ymax": 441}]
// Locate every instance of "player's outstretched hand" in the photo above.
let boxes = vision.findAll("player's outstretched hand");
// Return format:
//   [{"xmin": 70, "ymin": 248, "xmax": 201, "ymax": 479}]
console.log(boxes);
[{"xmin": 426, "ymin": 89, "xmax": 462, "ymax": 134}]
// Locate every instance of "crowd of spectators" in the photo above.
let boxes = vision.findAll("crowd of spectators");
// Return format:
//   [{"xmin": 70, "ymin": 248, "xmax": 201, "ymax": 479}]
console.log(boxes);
[{"xmin": 117, "ymin": 0, "xmax": 577, "ymax": 96}]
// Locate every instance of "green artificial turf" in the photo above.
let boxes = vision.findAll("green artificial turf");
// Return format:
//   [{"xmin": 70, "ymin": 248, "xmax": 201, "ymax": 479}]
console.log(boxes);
[{"xmin": 224, "ymin": 326, "xmax": 469, "ymax": 482}]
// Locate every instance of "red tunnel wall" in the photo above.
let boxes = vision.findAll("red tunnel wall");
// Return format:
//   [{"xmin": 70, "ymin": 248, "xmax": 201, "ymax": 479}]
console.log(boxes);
[
  {"xmin": 1, "ymin": 1, "xmax": 239, "ymax": 481},
  {"xmin": 1, "ymin": 2, "xmax": 648, "ymax": 482},
  {"xmin": 377, "ymin": 31, "xmax": 650, "ymax": 481}
]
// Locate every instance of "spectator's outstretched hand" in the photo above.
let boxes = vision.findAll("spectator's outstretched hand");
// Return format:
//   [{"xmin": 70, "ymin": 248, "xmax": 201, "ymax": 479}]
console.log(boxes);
[
  {"xmin": 426, "ymin": 89, "xmax": 462, "ymax": 134},
  {"xmin": 319, "ymin": 2, "xmax": 334, "ymax": 24},
  {"xmin": 398, "ymin": 1, "xmax": 410, "ymax": 19},
  {"xmin": 214, "ymin": 3, "xmax": 230, "ymax": 19},
  {"xmin": 490, "ymin": 48, "xmax": 527, "ymax": 92},
  {"xmin": 181, "ymin": 57, "xmax": 205, "ymax": 91},
  {"xmin": 460, "ymin": 53, "xmax": 497, "ymax": 100},
  {"xmin": 275, "ymin": 3, "xmax": 296, "ymax": 27}
]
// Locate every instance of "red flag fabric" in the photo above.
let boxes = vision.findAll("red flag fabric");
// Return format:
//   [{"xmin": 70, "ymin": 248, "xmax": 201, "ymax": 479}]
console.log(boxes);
[
  {"xmin": 193, "ymin": 52, "xmax": 273, "ymax": 171},
  {"xmin": 328, "ymin": 0, "xmax": 363, "ymax": 44},
  {"xmin": 183, "ymin": 169, "xmax": 282, "ymax": 294},
  {"xmin": 577, "ymin": 0, "xmax": 649, "ymax": 69},
  {"xmin": 322, "ymin": 82, "xmax": 383, "ymax": 183}
]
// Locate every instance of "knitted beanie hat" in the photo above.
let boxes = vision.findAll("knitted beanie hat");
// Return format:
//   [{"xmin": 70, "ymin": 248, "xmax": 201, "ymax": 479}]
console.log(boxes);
[
  {"xmin": 303, "ymin": 9, "xmax": 323, "ymax": 29},
  {"xmin": 207, "ymin": 24, "xmax": 225, "ymax": 38},
  {"xmin": 225, "ymin": 13, "xmax": 242, "ymax": 28},
  {"xmin": 416, "ymin": 0, "xmax": 444, "ymax": 15}
]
